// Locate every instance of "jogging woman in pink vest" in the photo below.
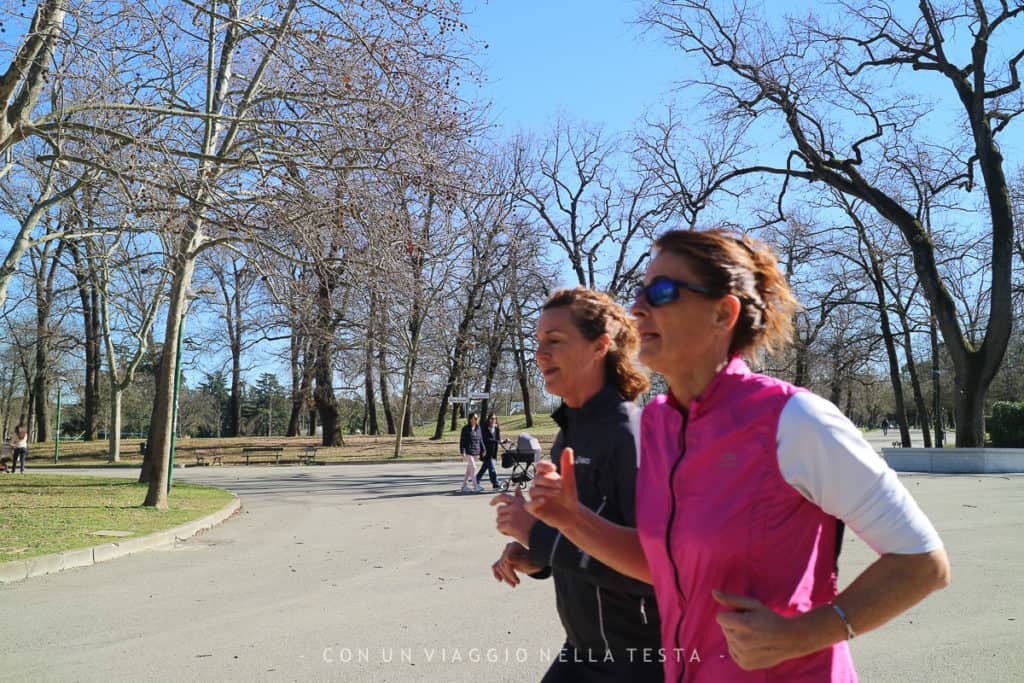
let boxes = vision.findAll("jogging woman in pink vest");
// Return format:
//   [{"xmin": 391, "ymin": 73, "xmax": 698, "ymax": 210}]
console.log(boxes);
[{"xmin": 525, "ymin": 229, "xmax": 950, "ymax": 682}]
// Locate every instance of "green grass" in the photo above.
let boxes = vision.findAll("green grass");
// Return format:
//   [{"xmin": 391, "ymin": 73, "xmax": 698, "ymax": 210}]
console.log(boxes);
[
  {"xmin": 0, "ymin": 474, "xmax": 234, "ymax": 563},
  {"xmin": 20, "ymin": 414, "xmax": 562, "ymax": 467}
]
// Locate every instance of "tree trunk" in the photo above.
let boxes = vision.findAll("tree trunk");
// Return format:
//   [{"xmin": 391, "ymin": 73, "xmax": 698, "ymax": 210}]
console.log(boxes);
[
  {"xmin": 433, "ymin": 317, "xmax": 471, "ymax": 439},
  {"xmin": 393, "ymin": 319, "xmax": 422, "ymax": 454},
  {"xmin": 314, "ymin": 346, "xmax": 342, "ymax": 446},
  {"xmin": 930, "ymin": 317, "xmax": 944, "ymax": 448},
  {"xmin": 436, "ymin": 304, "xmax": 486, "ymax": 438},
  {"xmin": 32, "ymin": 354, "xmax": 50, "ymax": 443},
  {"xmin": 793, "ymin": 340, "xmax": 809, "ymax": 388},
  {"xmin": 364, "ymin": 308, "xmax": 379, "ymax": 435},
  {"xmin": 402, "ymin": 405, "xmax": 413, "ymax": 437},
  {"xmin": 108, "ymin": 385, "xmax": 122, "ymax": 463},
  {"xmin": 228, "ymin": 343, "xmax": 242, "ymax": 437},
  {"xmin": 143, "ymin": 252, "xmax": 197, "ymax": 510},
  {"xmin": 311, "ymin": 263, "xmax": 344, "ymax": 446},
  {"xmin": 449, "ymin": 393, "xmax": 461, "ymax": 433},
  {"xmin": 287, "ymin": 331, "xmax": 302, "ymax": 437},
  {"xmin": 24, "ymin": 383, "xmax": 35, "ymax": 444},
  {"xmin": 71, "ymin": 243, "xmax": 102, "ymax": 441},
  {"xmin": 378, "ymin": 347, "xmax": 395, "ymax": 435},
  {"xmin": 86, "ymin": 284, "xmax": 102, "ymax": 440},
  {"xmin": 900, "ymin": 323, "xmax": 932, "ymax": 448},
  {"xmin": 878, "ymin": 314, "xmax": 911, "ymax": 447},
  {"xmin": 514, "ymin": 345, "xmax": 533, "ymax": 428},
  {"xmin": 829, "ymin": 357, "xmax": 842, "ymax": 407},
  {"xmin": 953, "ymin": 365, "xmax": 986, "ymax": 447},
  {"xmin": 32, "ymin": 306, "xmax": 53, "ymax": 442}
]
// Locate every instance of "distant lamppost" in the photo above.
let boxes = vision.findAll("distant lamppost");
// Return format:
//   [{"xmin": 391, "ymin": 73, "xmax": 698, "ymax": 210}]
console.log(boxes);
[{"xmin": 168, "ymin": 286, "xmax": 214, "ymax": 492}]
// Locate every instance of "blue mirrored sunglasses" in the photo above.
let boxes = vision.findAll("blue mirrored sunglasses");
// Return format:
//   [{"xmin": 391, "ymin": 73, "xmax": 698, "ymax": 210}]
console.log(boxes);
[{"xmin": 634, "ymin": 277, "xmax": 712, "ymax": 307}]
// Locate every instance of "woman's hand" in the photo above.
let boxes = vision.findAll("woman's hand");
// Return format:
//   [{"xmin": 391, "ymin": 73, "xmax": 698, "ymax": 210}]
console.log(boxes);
[
  {"xmin": 490, "ymin": 488, "xmax": 535, "ymax": 546},
  {"xmin": 525, "ymin": 448, "xmax": 581, "ymax": 533},
  {"xmin": 491, "ymin": 542, "xmax": 542, "ymax": 587},
  {"xmin": 713, "ymin": 590, "xmax": 800, "ymax": 670}
]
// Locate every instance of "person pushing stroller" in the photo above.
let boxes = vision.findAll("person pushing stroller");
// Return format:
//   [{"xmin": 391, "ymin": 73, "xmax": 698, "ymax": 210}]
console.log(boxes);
[{"xmin": 476, "ymin": 413, "xmax": 504, "ymax": 491}]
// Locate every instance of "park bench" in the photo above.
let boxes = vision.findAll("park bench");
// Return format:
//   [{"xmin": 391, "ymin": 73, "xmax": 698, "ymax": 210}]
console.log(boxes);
[
  {"xmin": 194, "ymin": 449, "xmax": 224, "ymax": 466},
  {"xmin": 242, "ymin": 446, "xmax": 283, "ymax": 465},
  {"xmin": 298, "ymin": 446, "xmax": 319, "ymax": 465}
]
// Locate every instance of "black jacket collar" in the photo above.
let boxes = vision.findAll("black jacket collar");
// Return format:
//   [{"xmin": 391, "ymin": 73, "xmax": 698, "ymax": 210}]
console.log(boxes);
[{"xmin": 551, "ymin": 383, "xmax": 626, "ymax": 430}]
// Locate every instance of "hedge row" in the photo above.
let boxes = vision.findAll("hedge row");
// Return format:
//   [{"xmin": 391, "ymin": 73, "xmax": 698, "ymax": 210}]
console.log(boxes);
[{"xmin": 988, "ymin": 402, "xmax": 1024, "ymax": 448}]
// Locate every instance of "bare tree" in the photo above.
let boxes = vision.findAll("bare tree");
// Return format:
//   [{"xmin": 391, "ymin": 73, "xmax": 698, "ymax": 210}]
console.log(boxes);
[
  {"xmin": 0, "ymin": 1, "xmax": 67, "ymax": 156},
  {"xmin": 93, "ymin": 229, "xmax": 167, "ymax": 461},
  {"xmin": 201, "ymin": 249, "xmax": 264, "ymax": 438},
  {"xmin": 641, "ymin": 0, "xmax": 1023, "ymax": 445}
]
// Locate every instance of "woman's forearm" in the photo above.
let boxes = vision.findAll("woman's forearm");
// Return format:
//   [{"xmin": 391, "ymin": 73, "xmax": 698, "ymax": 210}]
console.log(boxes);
[
  {"xmin": 561, "ymin": 505, "xmax": 652, "ymax": 584},
  {"xmin": 782, "ymin": 548, "xmax": 951, "ymax": 659},
  {"xmin": 832, "ymin": 548, "xmax": 950, "ymax": 636}
]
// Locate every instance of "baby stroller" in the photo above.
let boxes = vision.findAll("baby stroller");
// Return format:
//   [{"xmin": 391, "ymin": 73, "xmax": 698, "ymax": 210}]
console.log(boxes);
[{"xmin": 499, "ymin": 433, "xmax": 542, "ymax": 491}]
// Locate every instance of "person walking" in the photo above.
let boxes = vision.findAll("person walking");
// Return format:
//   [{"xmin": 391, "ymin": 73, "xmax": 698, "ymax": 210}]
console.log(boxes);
[
  {"xmin": 525, "ymin": 229, "xmax": 949, "ymax": 682},
  {"xmin": 459, "ymin": 413, "xmax": 485, "ymax": 493},
  {"xmin": 491, "ymin": 287, "xmax": 663, "ymax": 682},
  {"xmin": 8, "ymin": 423, "xmax": 28, "ymax": 473},
  {"xmin": 476, "ymin": 413, "xmax": 502, "ymax": 491}
]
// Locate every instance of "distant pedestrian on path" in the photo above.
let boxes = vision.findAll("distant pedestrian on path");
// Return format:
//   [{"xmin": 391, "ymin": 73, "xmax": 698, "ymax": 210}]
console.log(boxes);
[
  {"xmin": 459, "ymin": 413, "xmax": 484, "ymax": 492},
  {"xmin": 476, "ymin": 413, "xmax": 502, "ymax": 491},
  {"xmin": 882, "ymin": 418, "xmax": 890, "ymax": 436},
  {"xmin": 8, "ymin": 423, "xmax": 28, "ymax": 473}
]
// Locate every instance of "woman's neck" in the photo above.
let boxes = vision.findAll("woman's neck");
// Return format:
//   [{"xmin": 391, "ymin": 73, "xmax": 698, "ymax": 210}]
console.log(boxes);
[
  {"xmin": 665, "ymin": 356, "xmax": 730, "ymax": 407},
  {"xmin": 561, "ymin": 371, "xmax": 605, "ymax": 409}
]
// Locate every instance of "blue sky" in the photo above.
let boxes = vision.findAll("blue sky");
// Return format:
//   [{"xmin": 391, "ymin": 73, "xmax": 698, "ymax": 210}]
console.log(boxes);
[
  {"xmin": 465, "ymin": 1, "xmax": 1024, "ymax": 158},
  {"xmin": 465, "ymin": 0, "xmax": 680, "ymax": 135}
]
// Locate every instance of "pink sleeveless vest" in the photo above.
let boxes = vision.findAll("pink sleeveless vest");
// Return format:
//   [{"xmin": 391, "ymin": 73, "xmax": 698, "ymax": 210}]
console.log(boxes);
[{"xmin": 637, "ymin": 357, "xmax": 856, "ymax": 682}]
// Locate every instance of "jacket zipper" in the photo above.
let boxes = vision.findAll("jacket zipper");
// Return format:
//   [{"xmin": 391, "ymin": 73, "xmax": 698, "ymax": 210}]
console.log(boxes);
[
  {"xmin": 665, "ymin": 409, "xmax": 689, "ymax": 682},
  {"xmin": 640, "ymin": 596, "xmax": 648, "ymax": 625}
]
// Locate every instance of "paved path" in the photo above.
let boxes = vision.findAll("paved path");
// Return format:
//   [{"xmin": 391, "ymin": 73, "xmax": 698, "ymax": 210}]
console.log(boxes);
[{"xmin": 1, "ymin": 462, "xmax": 1021, "ymax": 682}]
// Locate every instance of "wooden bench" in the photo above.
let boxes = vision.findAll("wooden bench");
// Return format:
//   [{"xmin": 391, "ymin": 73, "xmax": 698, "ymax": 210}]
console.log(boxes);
[
  {"xmin": 242, "ymin": 446, "xmax": 283, "ymax": 465},
  {"xmin": 298, "ymin": 446, "xmax": 318, "ymax": 465},
  {"xmin": 194, "ymin": 450, "xmax": 224, "ymax": 466}
]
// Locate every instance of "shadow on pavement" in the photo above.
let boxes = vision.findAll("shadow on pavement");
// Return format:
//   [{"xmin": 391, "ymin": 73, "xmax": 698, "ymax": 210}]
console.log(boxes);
[{"xmin": 195, "ymin": 468, "xmax": 497, "ymax": 502}]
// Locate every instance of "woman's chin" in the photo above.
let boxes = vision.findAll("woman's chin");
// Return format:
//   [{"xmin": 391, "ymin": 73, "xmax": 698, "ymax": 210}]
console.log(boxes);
[{"xmin": 638, "ymin": 347, "xmax": 665, "ymax": 372}]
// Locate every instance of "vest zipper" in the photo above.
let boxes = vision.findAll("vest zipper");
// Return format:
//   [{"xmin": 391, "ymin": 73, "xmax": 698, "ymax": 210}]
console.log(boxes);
[{"xmin": 665, "ymin": 409, "xmax": 689, "ymax": 683}]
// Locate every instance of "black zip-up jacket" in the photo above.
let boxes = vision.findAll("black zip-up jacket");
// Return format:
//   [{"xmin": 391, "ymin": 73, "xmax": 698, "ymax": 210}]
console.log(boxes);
[
  {"xmin": 459, "ymin": 423, "xmax": 484, "ymax": 456},
  {"xmin": 527, "ymin": 385, "xmax": 662, "ymax": 658}
]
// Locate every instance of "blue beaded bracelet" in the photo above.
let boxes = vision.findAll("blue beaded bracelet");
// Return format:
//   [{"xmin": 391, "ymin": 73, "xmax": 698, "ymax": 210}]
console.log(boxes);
[{"xmin": 829, "ymin": 602, "xmax": 856, "ymax": 640}]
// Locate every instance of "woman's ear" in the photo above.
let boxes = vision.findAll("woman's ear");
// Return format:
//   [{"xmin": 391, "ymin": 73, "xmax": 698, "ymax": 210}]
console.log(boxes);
[{"xmin": 715, "ymin": 294, "xmax": 742, "ymax": 331}]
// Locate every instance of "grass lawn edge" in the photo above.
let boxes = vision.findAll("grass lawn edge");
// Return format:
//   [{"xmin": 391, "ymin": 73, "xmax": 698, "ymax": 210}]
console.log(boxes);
[{"xmin": 0, "ymin": 492, "xmax": 241, "ymax": 585}]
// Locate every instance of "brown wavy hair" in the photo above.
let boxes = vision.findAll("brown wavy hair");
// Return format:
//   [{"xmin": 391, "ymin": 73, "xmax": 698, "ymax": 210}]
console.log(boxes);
[
  {"xmin": 653, "ymin": 228, "xmax": 799, "ymax": 358},
  {"xmin": 542, "ymin": 287, "xmax": 650, "ymax": 400}
]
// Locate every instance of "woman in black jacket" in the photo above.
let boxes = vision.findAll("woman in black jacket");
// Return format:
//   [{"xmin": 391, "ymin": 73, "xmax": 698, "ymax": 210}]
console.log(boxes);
[
  {"xmin": 476, "ymin": 413, "xmax": 502, "ymax": 491},
  {"xmin": 490, "ymin": 287, "xmax": 663, "ymax": 682}
]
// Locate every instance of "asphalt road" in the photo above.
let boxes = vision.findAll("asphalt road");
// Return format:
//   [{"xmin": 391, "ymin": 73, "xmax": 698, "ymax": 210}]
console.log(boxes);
[{"xmin": 1, "ymin": 461, "xmax": 1020, "ymax": 682}]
